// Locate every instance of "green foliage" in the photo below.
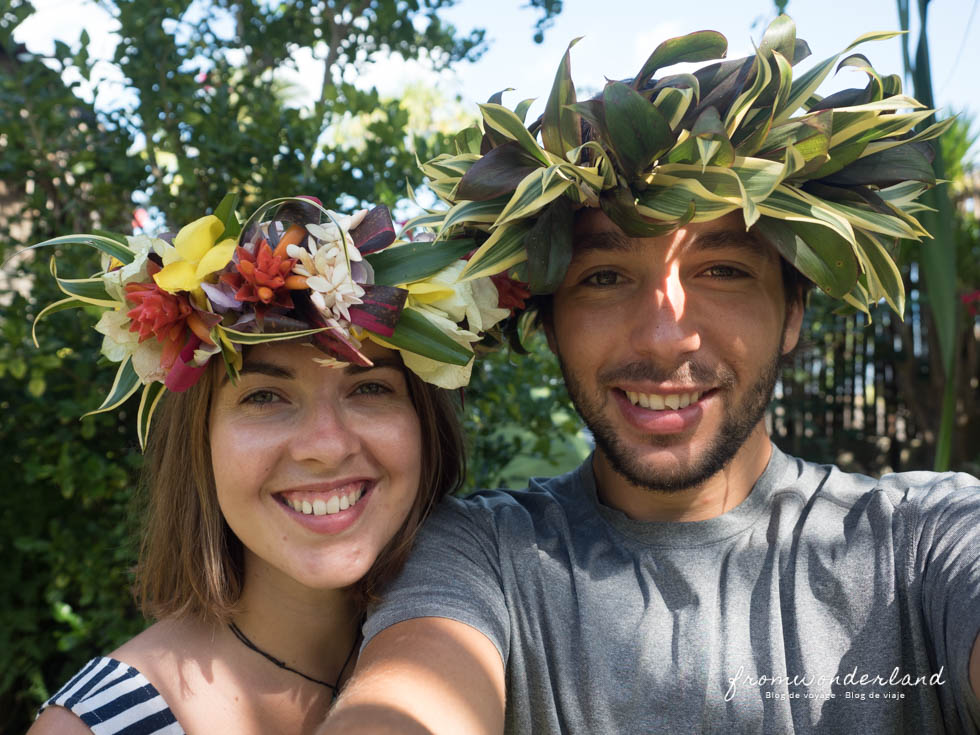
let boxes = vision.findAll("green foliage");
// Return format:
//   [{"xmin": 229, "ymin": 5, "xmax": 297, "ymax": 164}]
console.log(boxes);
[
  {"xmin": 462, "ymin": 333, "xmax": 589, "ymax": 492},
  {"xmin": 0, "ymin": 1, "xmax": 569, "ymax": 730}
]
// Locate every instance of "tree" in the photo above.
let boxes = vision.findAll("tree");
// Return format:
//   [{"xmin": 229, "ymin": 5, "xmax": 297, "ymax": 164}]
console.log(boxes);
[{"xmin": 0, "ymin": 1, "xmax": 565, "ymax": 729}]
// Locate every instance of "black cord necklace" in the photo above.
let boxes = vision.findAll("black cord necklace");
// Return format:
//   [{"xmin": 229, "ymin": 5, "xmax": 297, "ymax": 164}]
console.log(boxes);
[{"xmin": 228, "ymin": 621, "xmax": 360, "ymax": 701}]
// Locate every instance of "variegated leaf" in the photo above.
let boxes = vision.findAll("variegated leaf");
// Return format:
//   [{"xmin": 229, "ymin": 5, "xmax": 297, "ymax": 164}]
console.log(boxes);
[
  {"xmin": 495, "ymin": 167, "xmax": 575, "ymax": 227},
  {"xmin": 459, "ymin": 222, "xmax": 532, "ymax": 282},
  {"xmin": 479, "ymin": 103, "xmax": 551, "ymax": 166}
]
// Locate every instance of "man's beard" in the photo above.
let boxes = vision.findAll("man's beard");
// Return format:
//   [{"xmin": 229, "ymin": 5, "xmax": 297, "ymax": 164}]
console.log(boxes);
[{"xmin": 556, "ymin": 348, "xmax": 782, "ymax": 493}]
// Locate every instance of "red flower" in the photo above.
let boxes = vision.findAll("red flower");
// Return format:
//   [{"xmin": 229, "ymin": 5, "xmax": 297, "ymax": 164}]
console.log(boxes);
[
  {"xmin": 491, "ymin": 272, "xmax": 532, "ymax": 314},
  {"xmin": 962, "ymin": 290, "xmax": 980, "ymax": 317},
  {"xmin": 221, "ymin": 225, "xmax": 308, "ymax": 316},
  {"xmin": 125, "ymin": 262, "xmax": 214, "ymax": 370}
]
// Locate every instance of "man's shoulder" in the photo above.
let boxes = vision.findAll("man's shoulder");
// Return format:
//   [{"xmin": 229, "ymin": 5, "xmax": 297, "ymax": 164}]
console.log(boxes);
[
  {"xmin": 775, "ymin": 446, "xmax": 980, "ymax": 513},
  {"xmin": 429, "ymin": 461, "xmax": 594, "ymax": 533}
]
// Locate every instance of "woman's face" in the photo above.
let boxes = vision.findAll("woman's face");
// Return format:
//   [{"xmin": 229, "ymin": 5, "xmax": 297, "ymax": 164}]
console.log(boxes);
[{"xmin": 209, "ymin": 340, "xmax": 422, "ymax": 592}]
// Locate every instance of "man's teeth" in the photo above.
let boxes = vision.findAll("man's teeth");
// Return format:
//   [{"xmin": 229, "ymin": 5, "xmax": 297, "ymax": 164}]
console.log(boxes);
[
  {"xmin": 288, "ymin": 486, "xmax": 365, "ymax": 516},
  {"xmin": 625, "ymin": 390, "xmax": 703, "ymax": 410}
]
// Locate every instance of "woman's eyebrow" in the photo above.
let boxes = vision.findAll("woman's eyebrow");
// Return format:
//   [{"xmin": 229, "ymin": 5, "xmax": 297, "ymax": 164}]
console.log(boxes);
[
  {"xmin": 236, "ymin": 361, "xmax": 295, "ymax": 380},
  {"xmin": 343, "ymin": 357, "xmax": 403, "ymax": 375}
]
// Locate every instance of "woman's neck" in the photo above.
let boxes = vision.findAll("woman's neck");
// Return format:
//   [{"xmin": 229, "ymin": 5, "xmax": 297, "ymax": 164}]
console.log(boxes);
[{"xmin": 231, "ymin": 554, "xmax": 361, "ymax": 688}]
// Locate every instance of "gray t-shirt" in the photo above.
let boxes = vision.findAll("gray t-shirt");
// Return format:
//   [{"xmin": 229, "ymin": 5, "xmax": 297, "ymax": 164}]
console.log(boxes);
[{"xmin": 365, "ymin": 445, "xmax": 980, "ymax": 734}]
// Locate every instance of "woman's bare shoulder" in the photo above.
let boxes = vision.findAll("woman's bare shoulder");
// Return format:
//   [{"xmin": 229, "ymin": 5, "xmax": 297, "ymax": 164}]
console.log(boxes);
[{"xmin": 26, "ymin": 705, "xmax": 95, "ymax": 735}]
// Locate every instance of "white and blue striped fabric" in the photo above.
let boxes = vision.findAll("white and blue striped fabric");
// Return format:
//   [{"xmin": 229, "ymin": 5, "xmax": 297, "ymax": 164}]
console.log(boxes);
[{"xmin": 39, "ymin": 656, "xmax": 183, "ymax": 735}]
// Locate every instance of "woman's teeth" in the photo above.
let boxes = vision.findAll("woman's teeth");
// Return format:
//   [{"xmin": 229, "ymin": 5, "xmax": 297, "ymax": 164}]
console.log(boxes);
[
  {"xmin": 626, "ymin": 390, "xmax": 703, "ymax": 410},
  {"xmin": 286, "ymin": 486, "xmax": 365, "ymax": 516}
]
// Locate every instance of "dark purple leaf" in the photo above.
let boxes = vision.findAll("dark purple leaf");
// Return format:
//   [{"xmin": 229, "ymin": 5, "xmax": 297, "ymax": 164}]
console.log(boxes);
[
  {"xmin": 348, "ymin": 285, "xmax": 407, "ymax": 337},
  {"xmin": 351, "ymin": 205, "xmax": 395, "ymax": 254},
  {"xmin": 456, "ymin": 142, "xmax": 542, "ymax": 201}
]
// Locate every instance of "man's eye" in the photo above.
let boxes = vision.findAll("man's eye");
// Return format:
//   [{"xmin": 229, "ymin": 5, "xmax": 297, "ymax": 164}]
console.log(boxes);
[
  {"xmin": 701, "ymin": 265, "xmax": 748, "ymax": 278},
  {"xmin": 584, "ymin": 270, "xmax": 621, "ymax": 286}
]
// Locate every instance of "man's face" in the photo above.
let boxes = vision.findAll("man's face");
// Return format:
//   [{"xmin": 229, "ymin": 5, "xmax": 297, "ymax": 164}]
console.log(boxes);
[{"xmin": 549, "ymin": 210, "xmax": 802, "ymax": 493}]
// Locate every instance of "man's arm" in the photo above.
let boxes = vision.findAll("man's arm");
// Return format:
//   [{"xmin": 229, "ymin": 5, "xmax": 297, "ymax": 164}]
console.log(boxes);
[{"xmin": 319, "ymin": 617, "xmax": 506, "ymax": 735}]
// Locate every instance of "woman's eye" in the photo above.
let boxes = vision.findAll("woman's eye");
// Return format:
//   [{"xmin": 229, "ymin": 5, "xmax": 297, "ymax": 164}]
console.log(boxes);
[
  {"xmin": 583, "ymin": 270, "xmax": 621, "ymax": 287},
  {"xmin": 353, "ymin": 381, "xmax": 391, "ymax": 396},
  {"xmin": 240, "ymin": 389, "xmax": 281, "ymax": 406}
]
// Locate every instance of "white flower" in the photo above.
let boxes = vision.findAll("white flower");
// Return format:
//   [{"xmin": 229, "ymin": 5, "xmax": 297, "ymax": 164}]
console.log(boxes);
[
  {"xmin": 100, "ymin": 235, "xmax": 161, "ymax": 302},
  {"xmin": 287, "ymin": 213, "xmax": 367, "ymax": 324},
  {"xmin": 406, "ymin": 260, "xmax": 509, "ymax": 334},
  {"xmin": 94, "ymin": 308, "xmax": 166, "ymax": 383}
]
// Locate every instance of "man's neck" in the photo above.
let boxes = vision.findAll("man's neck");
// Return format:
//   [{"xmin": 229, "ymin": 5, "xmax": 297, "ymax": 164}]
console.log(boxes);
[{"xmin": 593, "ymin": 424, "xmax": 774, "ymax": 522}]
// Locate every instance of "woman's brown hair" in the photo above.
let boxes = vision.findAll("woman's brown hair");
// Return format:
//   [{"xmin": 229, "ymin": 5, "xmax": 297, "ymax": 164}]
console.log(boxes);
[{"xmin": 133, "ymin": 350, "xmax": 466, "ymax": 622}]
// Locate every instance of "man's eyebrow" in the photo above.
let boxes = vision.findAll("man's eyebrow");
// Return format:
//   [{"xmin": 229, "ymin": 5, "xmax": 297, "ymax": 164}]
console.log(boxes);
[
  {"xmin": 692, "ymin": 229, "xmax": 768, "ymax": 256},
  {"xmin": 572, "ymin": 229, "xmax": 635, "ymax": 254},
  {"xmin": 343, "ymin": 357, "xmax": 403, "ymax": 375}
]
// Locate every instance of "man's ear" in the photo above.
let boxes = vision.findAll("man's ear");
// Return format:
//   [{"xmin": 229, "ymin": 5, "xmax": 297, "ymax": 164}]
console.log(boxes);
[{"xmin": 781, "ymin": 292, "xmax": 804, "ymax": 355}]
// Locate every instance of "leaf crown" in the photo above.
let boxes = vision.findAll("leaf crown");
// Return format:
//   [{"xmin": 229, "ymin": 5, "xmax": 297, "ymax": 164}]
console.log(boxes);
[{"xmin": 410, "ymin": 15, "xmax": 949, "ymax": 339}]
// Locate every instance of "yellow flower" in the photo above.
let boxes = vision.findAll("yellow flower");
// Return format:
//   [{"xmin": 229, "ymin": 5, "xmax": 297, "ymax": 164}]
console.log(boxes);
[{"xmin": 153, "ymin": 215, "xmax": 237, "ymax": 294}]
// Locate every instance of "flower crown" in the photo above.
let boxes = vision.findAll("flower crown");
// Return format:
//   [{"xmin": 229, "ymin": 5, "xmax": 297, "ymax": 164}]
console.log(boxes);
[
  {"xmin": 409, "ymin": 15, "xmax": 948, "ymax": 340},
  {"xmin": 33, "ymin": 194, "xmax": 515, "ymax": 447}
]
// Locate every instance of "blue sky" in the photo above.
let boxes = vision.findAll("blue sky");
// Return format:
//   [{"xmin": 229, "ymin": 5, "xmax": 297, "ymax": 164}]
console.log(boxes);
[{"xmin": 14, "ymin": 0, "xmax": 979, "ymax": 139}]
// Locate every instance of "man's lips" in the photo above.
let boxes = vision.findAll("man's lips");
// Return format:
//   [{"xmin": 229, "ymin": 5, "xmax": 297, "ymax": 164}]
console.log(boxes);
[{"xmin": 612, "ymin": 388, "xmax": 716, "ymax": 434}]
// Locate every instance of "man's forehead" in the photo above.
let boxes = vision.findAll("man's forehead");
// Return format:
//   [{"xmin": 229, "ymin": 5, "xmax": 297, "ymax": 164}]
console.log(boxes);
[{"xmin": 571, "ymin": 210, "xmax": 773, "ymax": 259}]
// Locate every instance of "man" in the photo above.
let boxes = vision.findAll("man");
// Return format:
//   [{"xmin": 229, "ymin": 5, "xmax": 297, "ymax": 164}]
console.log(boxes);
[{"xmin": 321, "ymin": 18, "xmax": 980, "ymax": 734}]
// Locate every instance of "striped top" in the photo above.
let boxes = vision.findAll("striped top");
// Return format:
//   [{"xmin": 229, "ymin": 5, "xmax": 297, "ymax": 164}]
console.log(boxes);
[{"xmin": 39, "ymin": 656, "xmax": 183, "ymax": 735}]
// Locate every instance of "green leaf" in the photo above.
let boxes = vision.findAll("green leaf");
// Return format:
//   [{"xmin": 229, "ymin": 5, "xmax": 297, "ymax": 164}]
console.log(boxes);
[
  {"xmin": 478, "ymin": 103, "xmax": 550, "ymax": 166},
  {"xmin": 854, "ymin": 230, "xmax": 905, "ymax": 314},
  {"xmin": 32, "ymin": 297, "xmax": 86, "ymax": 348},
  {"xmin": 367, "ymin": 238, "xmax": 477, "ymax": 286},
  {"xmin": 759, "ymin": 14, "xmax": 797, "ymax": 61},
  {"xmin": 24, "ymin": 233, "xmax": 135, "ymax": 265},
  {"xmin": 385, "ymin": 308, "xmax": 472, "ymax": 366},
  {"xmin": 454, "ymin": 126, "xmax": 483, "ymax": 155},
  {"xmin": 514, "ymin": 98, "xmax": 536, "ymax": 124},
  {"xmin": 724, "ymin": 48, "xmax": 773, "ymax": 137},
  {"xmin": 455, "ymin": 142, "xmax": 543, "ymax": 201},
  {"xmin": 213, "ymin": 192, "xmax": 241, "ymax": 241},
  {"xmin": 689, "ymin": 106, "xmax": 734, "ymax": 168},
  {"xmin": 822, "ymin": 142, "xmax": 937, "ymax": 187},
  {"xmin": 82, "ymin": 358, "xmax": 141, "ymax": 418},
  {"xmin": 542, "ymin": 38, "xmax": 583, "ymax": 157},
  {"xmin": 495, "ymin": 166, "xmax": 575, "ymax": 227},
  {"xmin": 637, "ymin": 176, "xmax": 737, "ymax": 221},
  {"xmin": 633, "ymin": 30, "xmax": 728, "ymax": 91},
  {"xmin": 137, "ymin": 382, "xmax": 166, "ymax": 451},
  {"xmin": 603, "ymin": 81, "xmax": 673, "ymax": 174},
  {"xmin": 49, "ymin": 257, "xmax": 117, "ymax": 307},
  {"xmin": 525, "ymin": 196, "xmax": 574, "ymax": 294},
  {"xmin": 652, "ymin": 86, "xmax": 694, "ymax": 130},
  {"xmin": 221, "ymin": 326, "xmax": 328, "ymax": 344},
  {"xmin": 92, "ymin": 229, "xmax": 130, "ymax": 247},
  {"xmin": 756, "ymin": 185, "xmax": 856, "ymax": 243},
  {"xmin": 437, "ymin": 196, "xmax": 511, "ymax": 235},
  {"xmin": 600, "ymin": 185, "xmax": 692, "ymax": 238},
  {"xmin": 459, "ymin": 222, "xmax": 532, "ymax": 282},
  {"xmin": 753, "ymin": 217, "xmax": 858, "ymax": 298},
  {"xmin": 757, "ymin": 109, "xmax": 832, "ymax": 162}
]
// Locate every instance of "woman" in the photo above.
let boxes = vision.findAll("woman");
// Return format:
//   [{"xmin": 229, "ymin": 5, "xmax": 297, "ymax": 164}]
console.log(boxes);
[{"xmin": 27, "ymin": 194, "xmax": 512, "ymax": 734}]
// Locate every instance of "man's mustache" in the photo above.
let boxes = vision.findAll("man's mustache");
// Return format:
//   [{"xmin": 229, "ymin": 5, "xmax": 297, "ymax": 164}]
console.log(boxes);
[{"xmin": 598, "ymin": 361, "xmax": 733, "ymax": 388}]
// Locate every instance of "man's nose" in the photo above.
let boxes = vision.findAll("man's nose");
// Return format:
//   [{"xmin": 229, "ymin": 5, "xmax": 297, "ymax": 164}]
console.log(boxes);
[{"xmin": 628, "ymin": 269, "xmax": 701, "ymax": 361}]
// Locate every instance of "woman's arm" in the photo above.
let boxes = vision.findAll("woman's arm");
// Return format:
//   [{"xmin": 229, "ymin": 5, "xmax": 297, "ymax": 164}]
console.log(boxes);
[
  {"xmin": 26, "ymin": 706, "xmax": 96, "ymax": 735},
  {"xmin": 319, "ymin": 617, "xmax": 506, "ymax": 735}
]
